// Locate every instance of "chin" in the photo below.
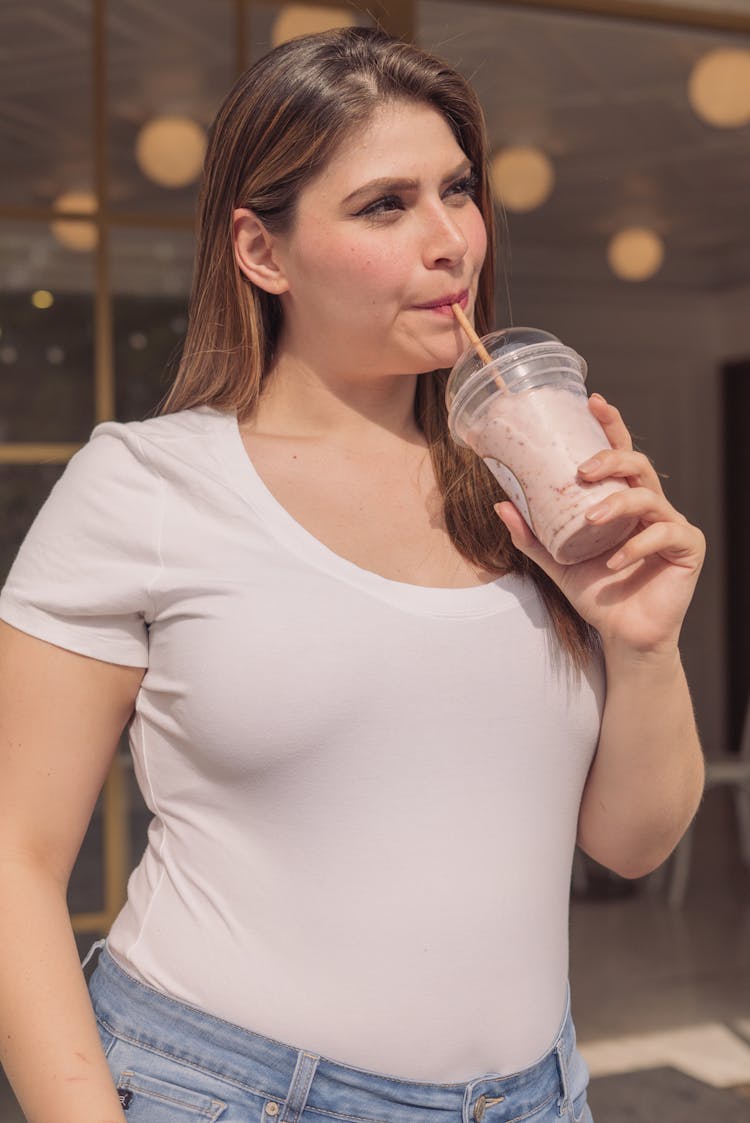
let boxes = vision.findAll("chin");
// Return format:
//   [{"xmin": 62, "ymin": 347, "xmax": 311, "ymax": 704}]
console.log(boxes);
[
  {"xmin": 421, "ymin": 346, "xmax": 465, "ymax": 373},
  {"xmin": 404, "ymin": 359, "xmax": 452, "ymax": 378},
  {"xmin": 411, "ymin": 342, "xmax": 466, "ymax": 374},
  {"xmin": 386, "ymin": 340, "xmax": 464, "ymax": 378}
]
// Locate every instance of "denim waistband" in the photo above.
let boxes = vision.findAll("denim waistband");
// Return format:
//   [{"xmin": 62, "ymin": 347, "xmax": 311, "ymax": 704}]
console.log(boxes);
[{"xmin": 87, "ymin": 942, "xmax": 581, "ymax": 1123}]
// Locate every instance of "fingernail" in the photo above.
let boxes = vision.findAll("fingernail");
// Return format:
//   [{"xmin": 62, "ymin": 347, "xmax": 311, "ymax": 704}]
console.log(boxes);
[
  {"xmin": 590, "ymin": 393, "xmax": 607, "ymax": 403},
  {"xmin": 586, "ymin": 502, "xmax": 609, "ymax": 522},
  {"xmin": 607, "ymin": 550, "xmax": 626, "ymax": 570},
  {"xmin": 579, "ymin": 457, "xmax": 601, "ymax": 473}
]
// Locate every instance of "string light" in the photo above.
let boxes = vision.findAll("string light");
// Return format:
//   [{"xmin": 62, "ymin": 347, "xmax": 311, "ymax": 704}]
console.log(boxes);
[
  {"xmin": 607, "ymin": 227, "xmax": 665, "ymax": 282},
  {"xmin": 272, "ymin": 4, "xmax": 356, "ymax": 47},
  {"xmin": 31, "ymin": 290, "xmax": 54, "ymax": 309},
  {"xmin": 490, "ymin": 147, "xmax": 555, "ymax": 213},
  {"xmin": 135, "ymin": 116, "xmax": 207, "ymax": 188},
  {"xmin": 50, "ymin": 191, "xmax": 98, "ymax": 252},
  {"xmin": 688, "ymin": 48, "xmax": 750, "ymax": 129}
]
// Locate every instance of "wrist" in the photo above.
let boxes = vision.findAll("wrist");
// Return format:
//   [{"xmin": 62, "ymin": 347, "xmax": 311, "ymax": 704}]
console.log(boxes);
[{"xmin": 601, "ymin": 637, "xmax": 683, "ymax": 679}]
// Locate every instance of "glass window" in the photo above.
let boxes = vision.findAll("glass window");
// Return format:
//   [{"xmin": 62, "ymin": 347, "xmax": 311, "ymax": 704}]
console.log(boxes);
[
  {"xmin": 0, "ymin": 463, "xmax": 66, "ymax": 585},
  {"xmin": 111, "ymin": 226, "xmax": 193, "ymax": 420},
  {"xmin": 107, "ymin": 0, "xmax": 236, "ymax": 217},
  {"xmin": 0, "ymin": 221, "xmax": 95, "ymax": 442},
  {"xmin": 0, "ymin": 1, "xmax": 93, "ymax": 209}
]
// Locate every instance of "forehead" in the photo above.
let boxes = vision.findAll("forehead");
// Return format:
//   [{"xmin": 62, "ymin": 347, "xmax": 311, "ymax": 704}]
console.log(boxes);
[{"xmin": 311, "ymin": 101, "xmax": 467, "ymax": 194}]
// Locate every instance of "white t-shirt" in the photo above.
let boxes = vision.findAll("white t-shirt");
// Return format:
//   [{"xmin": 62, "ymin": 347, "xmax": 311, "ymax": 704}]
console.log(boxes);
[{"xmin": 0, "ymin": 405, "xmax": 604, "ymax": 1081}]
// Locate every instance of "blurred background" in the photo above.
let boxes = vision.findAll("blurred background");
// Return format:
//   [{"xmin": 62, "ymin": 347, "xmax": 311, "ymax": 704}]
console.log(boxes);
[{"xmin": 1, "ymin": 2, "xmax": 750, "ymax": 1120}]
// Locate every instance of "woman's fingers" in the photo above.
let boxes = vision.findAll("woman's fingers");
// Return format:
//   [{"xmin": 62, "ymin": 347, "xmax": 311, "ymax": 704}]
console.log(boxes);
[
  {"xmin": 578, "ymin": 447, "xmax": 662, "ymax": 493},
  {"xmin": 494, "ymin": 500, "xmax": 537, "ymax": 549},
  {"xmin": 495, "ymin": 491, "xmax": 704, "ymax": 588},
  {"xmin": 493, "ymin": 501, "xmax": 565, "ymax": 584},
  {"xmin": 605, "ymin": 520, "xmax": 705, "ymax": 573},
  {"xmin": 587, "ymin": 392, "xmax": 633, "ymax": 452},
  {"xmin": 583, "ymin": 484, "xmax": 685, "ymax": 529}
]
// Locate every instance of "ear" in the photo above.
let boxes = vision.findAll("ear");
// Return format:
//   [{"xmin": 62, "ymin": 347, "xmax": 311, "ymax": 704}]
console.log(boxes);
[{"xmin": 232, "ymin": 208, "xmax": 289, "ymax": 295}]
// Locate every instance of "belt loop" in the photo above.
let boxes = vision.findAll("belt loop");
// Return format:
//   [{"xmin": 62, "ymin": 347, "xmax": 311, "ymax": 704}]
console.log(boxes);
[
  {"xmin": 280, "ymin": 1050, "xmax": 320, "ymax": 1123},
  {"xmin": 462, "ymin": 1076, "xmax": 481, "ymax": 1123},
  {"xmin": 555, "ymin": 1040, "xmax": 570, "ymax": 1117}
]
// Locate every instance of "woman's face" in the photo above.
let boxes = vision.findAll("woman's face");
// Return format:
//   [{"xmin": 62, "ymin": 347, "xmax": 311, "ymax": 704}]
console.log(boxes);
[{"xmin": 268, "ymin": 99, "xmax": 488, "ymax": 379}]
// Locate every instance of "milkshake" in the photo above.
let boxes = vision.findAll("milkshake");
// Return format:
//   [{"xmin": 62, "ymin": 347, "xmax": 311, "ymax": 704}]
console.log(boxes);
[{"xmin": 446, "ymin": 327, "xmax": 638, "ymax": 564}]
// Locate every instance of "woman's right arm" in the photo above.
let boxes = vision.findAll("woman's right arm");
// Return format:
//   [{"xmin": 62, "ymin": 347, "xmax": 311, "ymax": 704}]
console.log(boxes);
[{"xmin": 0, "ymin": 620, "xmax": 145, "ymax": 1123}]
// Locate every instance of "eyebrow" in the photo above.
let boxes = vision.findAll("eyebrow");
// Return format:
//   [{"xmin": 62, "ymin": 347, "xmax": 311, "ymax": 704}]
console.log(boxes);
[{"xmin": 342, "ymin": 158, "xmax": 473, "ymax": 207}]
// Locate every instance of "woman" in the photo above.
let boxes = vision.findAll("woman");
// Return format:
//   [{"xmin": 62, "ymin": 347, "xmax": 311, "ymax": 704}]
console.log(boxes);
[{"xmin": 0, "ymin": 27, "xmax": 704, "ymax": 1123}]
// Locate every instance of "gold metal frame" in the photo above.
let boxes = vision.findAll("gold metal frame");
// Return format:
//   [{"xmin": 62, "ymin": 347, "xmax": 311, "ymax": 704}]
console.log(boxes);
[
  {"xmin": 0, "ymin": 0, "xmax": 744, "ymax": 934},
  {"xmin": 0, "ymin": 444, "xmax": 80, "ymax": 464},
  {"xmin": 489, "ymin": 1, "xmax": 750, "ymax": 34}
]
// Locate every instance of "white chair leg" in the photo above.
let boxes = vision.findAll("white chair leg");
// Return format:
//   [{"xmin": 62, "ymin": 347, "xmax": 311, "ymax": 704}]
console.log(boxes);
[{"xmin": 668, "ymin": 825, "xmax": 695, "ymax": 909}]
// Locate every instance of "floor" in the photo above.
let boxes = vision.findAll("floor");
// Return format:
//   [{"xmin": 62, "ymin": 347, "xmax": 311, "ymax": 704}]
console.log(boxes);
[
  {"xmin": 571, "ymin": 786, "xmax": 750, "ymax": 1118},
  {"xmin": 1, "ymin": 782, "xmax": 748, "ymax": 1121}
]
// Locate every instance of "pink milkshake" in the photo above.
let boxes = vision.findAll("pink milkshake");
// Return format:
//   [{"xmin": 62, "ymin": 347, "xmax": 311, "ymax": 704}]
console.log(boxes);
[{"xmin": 446, "ymin": 327, "xmax": 638, "ymax": 564}]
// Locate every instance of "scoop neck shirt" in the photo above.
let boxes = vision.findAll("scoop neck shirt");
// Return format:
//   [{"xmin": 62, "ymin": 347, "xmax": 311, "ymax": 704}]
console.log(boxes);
[{"xmin": 0, "ymin": 405, "xmax": 604, "ymax": 1082}]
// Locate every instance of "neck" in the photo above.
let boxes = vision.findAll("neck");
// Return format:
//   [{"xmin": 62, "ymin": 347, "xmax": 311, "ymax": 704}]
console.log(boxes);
[{"xmin": 247, "ymin": 350, "xmax": 427, "ymax": 450}]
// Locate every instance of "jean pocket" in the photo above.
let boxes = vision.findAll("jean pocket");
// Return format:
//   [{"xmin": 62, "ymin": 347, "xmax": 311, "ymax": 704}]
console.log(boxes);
[
  {"xmin": 115, "ymin": 1069, "xmax": 227, "ymax": 1120},
  {"xmin": 504, "ymin": 1091, "xmax": 559, "ymax": 1123},
  {"xmin": 95, "ymin": 1016, "xmax": 117, "ymax": 1059}
]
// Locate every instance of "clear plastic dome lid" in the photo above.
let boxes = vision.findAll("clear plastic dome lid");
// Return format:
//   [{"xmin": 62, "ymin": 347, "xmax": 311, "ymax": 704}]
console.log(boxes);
[
  {"xmin": 445, "ymin": 326, "xmax": 587, "ymax": 413},
  {"xmin": 477, "ymin": 326, "xmax": 561, "ymax": 353}
]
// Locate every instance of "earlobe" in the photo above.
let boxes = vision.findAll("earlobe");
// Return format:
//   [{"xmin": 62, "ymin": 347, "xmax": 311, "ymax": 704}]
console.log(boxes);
[{"xmin": 232, "ymin": 208, "xmax": 289, "ymax": 294}]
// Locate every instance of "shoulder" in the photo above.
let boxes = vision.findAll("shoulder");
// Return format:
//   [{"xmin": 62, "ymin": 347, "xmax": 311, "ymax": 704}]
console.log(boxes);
[
  {"xmin": 70, "ymin": 405, "xmax": 229, "ymax": 485},
  {"xmin": 29, "ymin": 408, "xmax": 225, "ymax": 537},
  {"xmin": 87, "ymin": 405, "xmax": 224, "ymax": 458}
]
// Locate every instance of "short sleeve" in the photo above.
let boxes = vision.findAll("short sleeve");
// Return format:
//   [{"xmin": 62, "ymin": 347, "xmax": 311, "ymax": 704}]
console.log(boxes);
[{"xmin": 0, "ymin": 423, "xmax": 163, "ymax": 667}]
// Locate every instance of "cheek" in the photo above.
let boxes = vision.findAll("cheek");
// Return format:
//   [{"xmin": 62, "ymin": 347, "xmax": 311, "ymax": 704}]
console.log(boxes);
[
  {"xmin": 314, "ymin": 237, "xmax": 410, "ymax": 306},
  {"xmin": 467, "ymin": 208, "xmax": 489, "ymax": 266}
]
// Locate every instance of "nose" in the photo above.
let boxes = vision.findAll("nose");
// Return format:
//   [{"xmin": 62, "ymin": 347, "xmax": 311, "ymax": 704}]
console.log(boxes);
[{"xmin": 421, "ymin": 204, "xmax": 468, "ymax": 269}]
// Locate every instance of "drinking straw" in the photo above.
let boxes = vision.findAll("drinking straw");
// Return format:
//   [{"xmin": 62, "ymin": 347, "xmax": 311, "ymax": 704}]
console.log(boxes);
[{"xmin": 451, "ymin": 303, "xmax": 506, "ymax": 388}]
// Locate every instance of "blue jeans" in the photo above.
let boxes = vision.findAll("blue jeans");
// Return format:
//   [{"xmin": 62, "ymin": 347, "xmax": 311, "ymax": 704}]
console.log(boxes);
[{"xmin": 87, "ymin": 943, "xmax": 593, "ymax": 1123}]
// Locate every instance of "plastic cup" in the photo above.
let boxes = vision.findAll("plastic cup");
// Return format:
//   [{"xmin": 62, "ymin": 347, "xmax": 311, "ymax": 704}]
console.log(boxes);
[{"xmin": 446, "ymin": 327, "xmax": 638, "ymax": 564}]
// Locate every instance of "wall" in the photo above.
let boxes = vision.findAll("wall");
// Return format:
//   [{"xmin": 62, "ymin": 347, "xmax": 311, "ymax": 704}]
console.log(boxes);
[
  {"xmin": 715, "ymin": 284, "xmax": 750, "ymax": 359},
  {"xmin": 496, "ymin": 276, "xmax": 743, "ymax": 753}
]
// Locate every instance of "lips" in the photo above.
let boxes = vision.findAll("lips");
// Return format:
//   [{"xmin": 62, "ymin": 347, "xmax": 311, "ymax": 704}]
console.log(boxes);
[{"xmin": 414, "ymin": 289, "xmax": 469, "ymax": 310}]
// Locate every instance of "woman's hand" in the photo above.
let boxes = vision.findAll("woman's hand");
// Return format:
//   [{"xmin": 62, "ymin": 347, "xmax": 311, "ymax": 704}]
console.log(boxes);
[{"xmin": 494, "ymin": 393, "xmax": 706, "ymax": 655}]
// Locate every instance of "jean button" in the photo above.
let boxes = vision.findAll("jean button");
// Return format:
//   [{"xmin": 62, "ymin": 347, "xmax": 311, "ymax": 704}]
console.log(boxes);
[{"xmin": 266, "ymin": 1104, "xmax": 280, "ymax": 1116}]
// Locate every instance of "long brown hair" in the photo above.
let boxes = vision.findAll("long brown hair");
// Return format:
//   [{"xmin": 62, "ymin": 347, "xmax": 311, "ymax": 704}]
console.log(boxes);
[{"xmin": 160, "ymin": 27, "xmax": 597, "ymax": 666}]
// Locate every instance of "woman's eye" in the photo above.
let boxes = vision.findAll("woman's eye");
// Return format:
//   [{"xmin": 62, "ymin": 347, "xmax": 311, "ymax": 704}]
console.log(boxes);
[
  {"xmin": 356, "ymin": 195, "xmax": 403, "ymax": 218},
  {"xmin": 445, "ymin": 171, "xmax": 479, "ymax": 200},
  {"xmin": 354, "ymin": 172, "xmax": 478, "ymax": 219}
]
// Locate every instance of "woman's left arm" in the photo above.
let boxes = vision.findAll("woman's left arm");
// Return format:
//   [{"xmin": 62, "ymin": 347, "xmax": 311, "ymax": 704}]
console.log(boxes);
[
  {"xmin": 495, "ymin": 393, "xmax": 706, "ymax": 879},
  {"xmin": 577, "ymin": 641, "xmax": 704, "ymax": 878}
]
